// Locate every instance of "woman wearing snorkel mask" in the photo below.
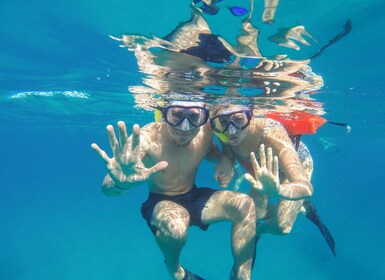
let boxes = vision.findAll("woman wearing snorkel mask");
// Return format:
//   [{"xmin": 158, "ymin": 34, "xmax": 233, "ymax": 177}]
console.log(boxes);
[{"xmin": 210, "ymin": 104, "xmax": 314, "ymax": 237}]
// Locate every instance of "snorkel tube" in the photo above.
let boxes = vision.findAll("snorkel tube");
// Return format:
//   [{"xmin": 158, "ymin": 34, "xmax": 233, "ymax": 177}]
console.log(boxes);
[
  {"xmin": 154, "ymin": 108, "xmax": 162, "ymax": 122},
  {"xmin": 209, "ymin": 106, "xmax": 231, "ymax": 143},
  {"xmin": 214, "ymin": 130, "xmax": 231, "ymax": 144},
  {"xmin": 152, "ymin": 99, "xmax": 167, "ymax": 122}
]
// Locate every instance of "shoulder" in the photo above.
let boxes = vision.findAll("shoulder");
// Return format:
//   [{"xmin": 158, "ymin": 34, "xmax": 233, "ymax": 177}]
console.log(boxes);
[
  {"xmin": 190, "ymin": 123, "xmax": 214, "ymax": 143},
  {"xmin": 193, "ymin": 124, "xmax": 214, "ymax": 151},
  {"xmin": 140, "ymin": 122, "xmax": 162, "ymax": 132},
  {"xmin": 200, "ymin": 123, "xmax": 215, "ymax": 139},
  {"xmin": 253, "ymin": 117, "xmax": 285, "ymax": 134},
  {"xmin": 259, "ymin": 118, "xmax": 292, "ymax": 144},
  {"xmin": 248, "ymin": 118, "xmax": 283, "ymax": 138},
  {"xmin": 137, "ymin": 122, "xmax": 163, "ymax": 143}
]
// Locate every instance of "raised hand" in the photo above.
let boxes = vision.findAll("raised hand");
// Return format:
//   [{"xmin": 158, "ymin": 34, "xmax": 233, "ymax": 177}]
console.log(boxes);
[
  {"xmin": 91, "ymin": 121, "xmax": 168, "ymax": 190},
  {"xmin": 244, "ymin": 144, "xmax": 280, "ymax": 196}
]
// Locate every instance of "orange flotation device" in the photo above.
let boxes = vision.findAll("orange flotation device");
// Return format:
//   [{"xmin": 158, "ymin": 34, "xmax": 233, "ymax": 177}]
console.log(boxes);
[{"xmin": 266, "ymin": 111, "xmax": 327, "ymax": 135}]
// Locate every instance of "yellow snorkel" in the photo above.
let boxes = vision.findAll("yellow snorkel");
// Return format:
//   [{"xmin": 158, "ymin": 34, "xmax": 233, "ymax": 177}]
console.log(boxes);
[
  {"xmin": 154, "ymin": 108, "xmax": 162, "ymax": 122},
  {"xmin": 152, "ymin": 100, "xmax": 167, "ymax": 122},
  {"xmin": 214, "ymin": 131, "xmax": 230, "ymax": 144},
  {"xmin": 210, "ymin": 109, "xmax": 231, "ymax": 143}
]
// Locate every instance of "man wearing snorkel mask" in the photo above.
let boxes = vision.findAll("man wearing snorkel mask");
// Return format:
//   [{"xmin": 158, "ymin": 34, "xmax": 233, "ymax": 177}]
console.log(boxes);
[
  {"xmin": 91, "ymin": 101, "xmax": 256, "ymax": 280},
  {"xmin": 210, "ymin": 104, "xmax": 314, "ymax": 237}
]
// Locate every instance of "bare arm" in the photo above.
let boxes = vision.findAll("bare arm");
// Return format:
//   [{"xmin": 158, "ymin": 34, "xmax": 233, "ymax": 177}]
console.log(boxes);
[
  {"xmin": 265, "ymin": 125, "xmax": 313, "ymax": 199},
  {"xmin": 221, "ymin": 142, "xmax": 269, "ymax": 218},
  {"xmin": 205, "ymin": 139, "xmax": 234, "ymax": 188},
  {"xmin": 205, "ymin": 141, "xmax": 226, "ymax": 163}
]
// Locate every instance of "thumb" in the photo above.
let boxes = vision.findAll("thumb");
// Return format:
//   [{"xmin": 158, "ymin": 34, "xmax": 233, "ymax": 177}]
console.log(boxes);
[
  {"xmin": 220, "ymin": 179, "xmax": 229, "ymax": 188},
  {"xmin": 245, "ymin": 173, "xmax": 262, "ymax": 191},
  {"xmin": 214, "ymin": 169, "xmax": 222, "ymax": 182},
  {"xmin": 148, "ymin": 161, "xmax": 168, "ymax": 175},
  {"xmin": 244, "ymin": 173, "xmax": 256, "ymax": 184}
]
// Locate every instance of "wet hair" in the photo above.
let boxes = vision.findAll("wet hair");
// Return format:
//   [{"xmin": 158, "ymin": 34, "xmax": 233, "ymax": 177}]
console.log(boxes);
[{"xmin": 210, "ymin": 103, "xmax": 253, "ymax": 116}]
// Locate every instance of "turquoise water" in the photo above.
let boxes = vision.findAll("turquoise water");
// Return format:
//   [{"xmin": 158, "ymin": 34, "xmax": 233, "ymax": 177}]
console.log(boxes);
[{"xmin": 1, "ymin": 0, "xmax": 385, "ymax": 279}]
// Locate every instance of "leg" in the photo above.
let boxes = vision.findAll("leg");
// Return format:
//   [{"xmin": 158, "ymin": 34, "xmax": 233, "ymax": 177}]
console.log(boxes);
[
  {"xmin": 201, "ymin": 191, "xmax": 256, "ymax": 280},
  {"xmin": 151, "ymin": 200, "xmax": 190, "ymax": 280},
  {"xmin": 258, "ymin": 199, "xmax": 303, "ymax": 236},
  {"xmin": 249, "ymin": 187, "xmax": 268, "ymax": 220}
]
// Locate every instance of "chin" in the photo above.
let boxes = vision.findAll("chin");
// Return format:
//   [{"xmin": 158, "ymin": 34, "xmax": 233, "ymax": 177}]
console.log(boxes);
[
  {"xmin": 175, "ymin": 139, "xmax": 193, "ymax": 146},
  {"xmin": 173, "ymin": 134, "xmax": 194, "ymax": 146},
  {"xmin": 228, "ymin": 132, "xmax": 247, "ymax": 145},
  {"xmin": 228, "ymin": 137, "xmax": 241, "ymax": 145}
]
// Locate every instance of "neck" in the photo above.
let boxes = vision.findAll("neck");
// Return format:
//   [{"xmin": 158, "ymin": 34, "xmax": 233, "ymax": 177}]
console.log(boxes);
[{"xmin": 231, "ymin": 144, "xmax": 251, "ymax": 162}]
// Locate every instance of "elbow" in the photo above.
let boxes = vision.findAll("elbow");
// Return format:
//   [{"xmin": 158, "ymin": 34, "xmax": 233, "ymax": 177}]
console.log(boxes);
[
  {"xmin": 295, "ymin": 179, "xmax": 313, "ymax": 199},
  {"xmin": 102, "ymin": 185, "xmax": 124, "ymax": 197},
  {"xmin": 303, "ymin": 181, "xmax": 314, "ymax": 198},
  {"xmin": 308, "ymin": 187, "xmax": 314, "ymax": 197},
  {"xmin": 280, "ymin": 180, "xmax": 313, "ymax": 200},
  {"xmin": 102, "ymin": 185, "xmax": 112, "ymax": 196}
]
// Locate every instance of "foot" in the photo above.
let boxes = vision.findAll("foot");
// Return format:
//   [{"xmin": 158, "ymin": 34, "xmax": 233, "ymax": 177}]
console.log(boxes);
[{"xmin": 182, "ymin": 267, "xmax": 204, "ymax": 280}]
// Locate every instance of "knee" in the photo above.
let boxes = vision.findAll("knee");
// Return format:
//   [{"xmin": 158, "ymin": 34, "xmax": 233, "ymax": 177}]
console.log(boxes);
[
  {"xmin": 231, "ymin": 194, "xmax": 256, "ymax": 221},
  {"xmin": 162, "ymin": 218, "xmax": 189, "ymax": 240},
  {"xmin": 276, "ymin": 223, "xmax": 293, "ymax": 235},
  {"xmin": 153, "ymin": 204, "xmax": 189, "ymax": 240}
]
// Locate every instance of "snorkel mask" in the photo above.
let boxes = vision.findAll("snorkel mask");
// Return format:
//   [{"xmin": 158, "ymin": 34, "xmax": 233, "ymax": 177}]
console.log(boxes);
[
  {"xmin": 210, "ymin": 104, "xmax": 253, "ymax": 144},
  {"xmin": 152, "ymin": 100, "xmax": 210, "ymax": 130}
]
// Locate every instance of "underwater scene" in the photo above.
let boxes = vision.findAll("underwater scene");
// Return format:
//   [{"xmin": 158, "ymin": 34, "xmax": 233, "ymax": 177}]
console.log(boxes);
[{"xmin": 1, "ymin": 0, "xmax": 385, "ymax": 279}]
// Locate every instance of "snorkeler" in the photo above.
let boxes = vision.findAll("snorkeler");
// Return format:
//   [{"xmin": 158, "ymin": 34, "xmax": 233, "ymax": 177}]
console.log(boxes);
[
  {"xmin": 210, "ymin": 103, "xmax": 336, "ymax": 256},
  {"xmin": 211, "ymin": 104, "xmax": 312, "ymax": 233},
  {"xmin": 92, "ymin": 101, "xmax": 256, "ymax": 280}
]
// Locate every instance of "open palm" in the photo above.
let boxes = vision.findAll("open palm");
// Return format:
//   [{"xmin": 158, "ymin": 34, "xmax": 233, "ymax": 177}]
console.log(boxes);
[
  {"xmin": 244, "ymin": 144, "xmax": 280, "ymax": 196},
  {"xmin": 91, "ymin": 121, "xmax": 168, "ymax": 189}
]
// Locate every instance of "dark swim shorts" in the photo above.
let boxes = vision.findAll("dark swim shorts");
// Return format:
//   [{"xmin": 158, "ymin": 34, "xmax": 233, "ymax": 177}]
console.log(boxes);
[{"xmin": 141, "ymin": 185, "xmax": 217, "ymax": 235}]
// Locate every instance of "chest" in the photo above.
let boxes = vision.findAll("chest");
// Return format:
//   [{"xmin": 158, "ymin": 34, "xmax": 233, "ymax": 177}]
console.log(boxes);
[{"xmin": 145, "ymin": 140, "xmax": 208, "ymax": 172}]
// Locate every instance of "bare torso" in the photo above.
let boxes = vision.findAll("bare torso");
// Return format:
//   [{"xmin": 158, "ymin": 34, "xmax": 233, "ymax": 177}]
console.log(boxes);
[{"xmin": 140, "ymin": 122, "xmax": 214, "ymax": 195}]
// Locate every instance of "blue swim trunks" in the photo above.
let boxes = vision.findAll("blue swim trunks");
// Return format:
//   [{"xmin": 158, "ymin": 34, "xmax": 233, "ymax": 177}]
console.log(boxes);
[{"xmin": 141, "ymin": 185, "xmax": 217, "ymax": 235}]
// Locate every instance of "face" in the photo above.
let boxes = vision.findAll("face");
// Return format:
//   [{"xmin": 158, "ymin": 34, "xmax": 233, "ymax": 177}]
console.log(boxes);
[
  {"xmin": 210, "ymin": 105, "xmax": 252, "ymax": 146},
  {"xmin": 163, "ymin": 101, "xmax": 209, "ymax": 146}
]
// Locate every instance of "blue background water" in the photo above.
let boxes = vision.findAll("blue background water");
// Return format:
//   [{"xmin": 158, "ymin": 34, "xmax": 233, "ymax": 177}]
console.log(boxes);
[{"xmin": 1, "ymin": 0, "xmax": 384, "ymax": 279}]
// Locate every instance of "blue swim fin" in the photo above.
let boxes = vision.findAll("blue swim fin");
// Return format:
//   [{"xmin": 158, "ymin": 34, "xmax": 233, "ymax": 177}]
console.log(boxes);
[
  {"xmin": 303, "ymin": 200, "xmax": 336, "ymax": 257},
  {"xmin": 229, "ymin": 265, "xmax": 236, "ymax": 280}
]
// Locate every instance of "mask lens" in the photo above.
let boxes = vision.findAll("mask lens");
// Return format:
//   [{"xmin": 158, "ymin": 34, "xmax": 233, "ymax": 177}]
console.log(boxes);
[
  {"xmin": 230, "ymin": 112, "xmax": 249, "ymax": 128},
  {"xmin": 165, "ymin": 107, "xmax": 184, "ymax": 126},
  {"xmin": 186, "ymin": 108, "xmax": 207, "ymax": 127},
  {"xmin": 164, "ymin": 106, "xmax": 208, "ymax": 128},
  {"xmin": 211, "ymin": 111, "xmax": 251, "ymax": 133},
  {"xmin": 212, "ymin": 115, "xmax": 230, "ymax": 133}
]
